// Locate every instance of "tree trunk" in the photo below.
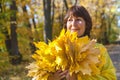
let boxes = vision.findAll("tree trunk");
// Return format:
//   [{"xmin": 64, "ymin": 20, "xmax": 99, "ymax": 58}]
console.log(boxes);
[
  {"xmin": 100, "ymin": 12, "xmax": 109, "ymax": 44},
  {"xmin": 51, "ymin": 0, "xmax": 55, "ymax": 28},
  {"xmin": 63, "ymin": 0, "xmax": 68, "ymax": 11},
  {"xmin": 74, "ymin": 0, "xmax": 78, "ymax": 5},
  {"xmin": 10, "ymin": 0, "xmax": 22, "ymax": 65},
  {"xmin": 0, "ymin": 2, "xmax": 2, "ymax": 12},
  {"xmin": 43, "ymin": 0, "xmax": 52, "ymax": 44},
  {"xmin": 23, "ymin": 5, "xmax": 31, "ymax": 28},
  {"xmin": 0, "ymin": 1, "xmax": 12, "ymax": 54}
]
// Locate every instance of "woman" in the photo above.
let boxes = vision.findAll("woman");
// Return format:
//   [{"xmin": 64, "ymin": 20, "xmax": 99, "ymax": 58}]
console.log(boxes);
[{"xmin": 48, "ymin": 5, "xmax": 117, "ymax": 80}]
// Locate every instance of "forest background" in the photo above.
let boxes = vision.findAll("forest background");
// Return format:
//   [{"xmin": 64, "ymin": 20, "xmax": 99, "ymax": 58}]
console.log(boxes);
[{"xmin": 0, "ymin": 0, "xmax": 120, "ymax": 80}]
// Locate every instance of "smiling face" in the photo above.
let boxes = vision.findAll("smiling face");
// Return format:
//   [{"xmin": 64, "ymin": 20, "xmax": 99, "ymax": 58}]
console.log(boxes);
[
  {"xmin": 66, "ymin": 15, "xmax": 86, "ymax": 37},
  {"xmin": 64, "ymin": 6, "xmax": 92, "ymax": 37}
]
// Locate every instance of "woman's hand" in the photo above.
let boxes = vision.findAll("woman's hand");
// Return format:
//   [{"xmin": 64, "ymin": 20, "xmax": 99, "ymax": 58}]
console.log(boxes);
[
  {"xmin": 66, "ymin": 72, "xmax": 77, "ymax": 80},
  {"xmin": 48, "ymin": 70, "xmax": 68, "ymax": 80}
]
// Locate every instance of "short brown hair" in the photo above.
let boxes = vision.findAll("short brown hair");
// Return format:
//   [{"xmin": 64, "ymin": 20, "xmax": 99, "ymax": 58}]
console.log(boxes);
[{"xmin": 64, "ymin": 5, "xmax": 92, "ymax": 37}]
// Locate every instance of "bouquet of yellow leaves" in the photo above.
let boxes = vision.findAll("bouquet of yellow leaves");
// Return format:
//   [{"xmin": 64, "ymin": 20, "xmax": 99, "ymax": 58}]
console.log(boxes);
[{"xmin": 26, "ymin": 29, "xmax": 102, "ymax": 80}]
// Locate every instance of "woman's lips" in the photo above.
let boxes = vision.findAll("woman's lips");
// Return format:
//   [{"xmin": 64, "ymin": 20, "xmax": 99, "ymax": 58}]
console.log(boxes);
[{"xmin": 71, "ymin": 29, "xmax": 79, "ymax": 32}]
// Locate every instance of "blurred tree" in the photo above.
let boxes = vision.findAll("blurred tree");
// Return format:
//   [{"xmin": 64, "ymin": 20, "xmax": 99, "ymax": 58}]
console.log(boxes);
[
  {"xmin": 63, "ymin": 0, "xmax": 68, "ymax": 10},
  {"xmin": 43, "ymin": 0, "xmax": 52, "ymax": 43},
  {"xmin": 0, "ymin": 1, "xmax": 7, "ymax": 52},
  {"xmin": 22, "ymin": 5, "xmax": 31, "ymax": 28},
  {"xmin": 0, "ymin": 2, "xmax": 2, "ymax": 13},
  {"xmin": 9, "ymin": 0, "xmax": 22, "ymax": 65},
  {"xmin": 80, "ymin": 0, "xmax": 119, "ymax": 44},
  {"xmin": 0, "ymin": 0, "xmax": 12, "ymax": 53}
]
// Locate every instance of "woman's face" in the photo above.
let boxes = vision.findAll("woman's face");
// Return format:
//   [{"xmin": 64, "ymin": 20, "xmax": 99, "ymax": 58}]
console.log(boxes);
[{"xmin": 66, "ymin": 15, "xmax": 86, "ymax": 37}]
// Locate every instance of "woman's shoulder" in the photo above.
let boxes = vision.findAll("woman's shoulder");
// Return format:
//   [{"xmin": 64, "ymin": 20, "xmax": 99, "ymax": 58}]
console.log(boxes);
[
  {"xmin": 95, "ymin": 43, "xmax": 106, "ymax": 50},
  {"xmin": 95, "ymin": 43, "xmax": 104, "ymax": 47},
  {"xmin": 95, "ymin": 43, "xmax": 108, "ymax": 56}
]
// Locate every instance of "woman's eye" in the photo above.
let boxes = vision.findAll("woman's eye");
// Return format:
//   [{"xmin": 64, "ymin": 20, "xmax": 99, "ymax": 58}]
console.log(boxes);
[
  {"xmin": 76, "ymin": 18, "xmax": 81, "ymax": 21},
  {"xmin": 68, "ymin": 19, "xmax": 72, "ymax": 21}
]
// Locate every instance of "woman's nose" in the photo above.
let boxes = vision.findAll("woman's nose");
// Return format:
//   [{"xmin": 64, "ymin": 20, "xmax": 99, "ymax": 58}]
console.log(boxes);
[{"xmin": 71, "ymin": 20, "xmax": 77, "ymax": 27}]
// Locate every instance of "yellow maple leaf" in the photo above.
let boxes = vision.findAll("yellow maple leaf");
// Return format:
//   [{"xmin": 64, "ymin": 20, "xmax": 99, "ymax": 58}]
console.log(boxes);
[{"xmin": 26, "ymin": 29, "xmax": 104, "ymax": 80}]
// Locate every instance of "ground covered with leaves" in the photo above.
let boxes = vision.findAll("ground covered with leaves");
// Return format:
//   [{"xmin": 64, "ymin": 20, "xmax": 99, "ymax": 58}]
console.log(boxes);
[{"xmin": 0, "ymin": 52, "xmax": 32, "ymax": 80}]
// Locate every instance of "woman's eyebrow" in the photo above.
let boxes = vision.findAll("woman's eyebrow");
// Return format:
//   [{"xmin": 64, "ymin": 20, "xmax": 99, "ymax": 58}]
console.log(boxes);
[
  {"xmin": 67, "ymin": 17, "xmax": 72, "ymax": 20},
  {"xmin": 77, "ymin": 17, "xmax": 82, "ymax": 18}
]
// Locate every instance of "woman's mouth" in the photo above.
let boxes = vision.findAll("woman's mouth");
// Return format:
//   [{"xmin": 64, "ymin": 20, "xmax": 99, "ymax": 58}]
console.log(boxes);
[{"xmin": 71, "ymin": 29, "xmax": 79, "ymax": 32}]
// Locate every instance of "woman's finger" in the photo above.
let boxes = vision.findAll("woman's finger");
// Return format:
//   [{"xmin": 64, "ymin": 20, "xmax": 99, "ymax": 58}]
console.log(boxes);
[{"xmin": 59, "ymin": 70, "xmax": 68, "ymax": 79}]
